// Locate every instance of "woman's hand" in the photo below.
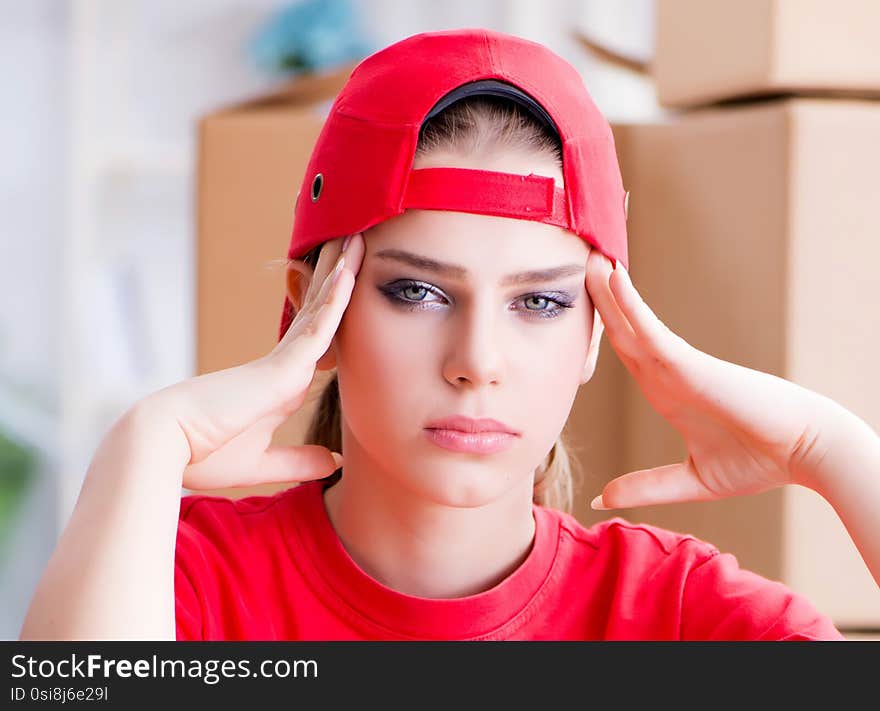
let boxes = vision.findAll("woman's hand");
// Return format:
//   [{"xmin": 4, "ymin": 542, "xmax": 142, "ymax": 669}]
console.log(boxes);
[
  {"xmin": 583, "ymin": 249, "xmax": 849, "ymax": 510},
  {"xmin": 142, "ymin": 232, "xmax": 365, "ymax": 491}
]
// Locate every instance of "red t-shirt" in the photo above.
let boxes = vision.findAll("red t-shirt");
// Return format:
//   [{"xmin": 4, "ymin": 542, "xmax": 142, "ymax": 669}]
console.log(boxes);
[{"xmin": 174, "ymin": 479, "xmax": 845, "ymax": 641}]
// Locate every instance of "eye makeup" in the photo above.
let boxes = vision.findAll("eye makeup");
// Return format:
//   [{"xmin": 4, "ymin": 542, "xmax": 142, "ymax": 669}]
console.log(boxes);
[{"xmin": 377, "ymin": 278, "xmax": 577, "ymax": 320}]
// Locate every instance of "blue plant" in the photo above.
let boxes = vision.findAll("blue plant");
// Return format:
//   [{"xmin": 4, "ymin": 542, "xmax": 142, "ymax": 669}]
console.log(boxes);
[{"xmin": 249, "ymin": 0, "xmax": 376, "ymax": 77}]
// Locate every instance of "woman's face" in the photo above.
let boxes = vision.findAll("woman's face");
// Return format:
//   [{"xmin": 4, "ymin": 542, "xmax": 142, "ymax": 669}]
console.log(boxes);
[{"xmin": 330, "ymin": 149, "xmax": 601, "ymax": 508}]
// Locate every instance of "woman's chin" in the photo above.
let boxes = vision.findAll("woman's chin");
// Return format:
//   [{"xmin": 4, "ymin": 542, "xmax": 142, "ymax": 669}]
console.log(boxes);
[{"xmin": 397, "ymin": 457, "xmax": 529, "ymax": 509}]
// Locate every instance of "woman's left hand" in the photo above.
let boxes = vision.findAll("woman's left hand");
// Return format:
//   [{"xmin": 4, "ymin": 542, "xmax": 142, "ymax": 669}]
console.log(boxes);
[{"xmin": 584, "ymin": 249, "xmax": 845, "ymax": 510}]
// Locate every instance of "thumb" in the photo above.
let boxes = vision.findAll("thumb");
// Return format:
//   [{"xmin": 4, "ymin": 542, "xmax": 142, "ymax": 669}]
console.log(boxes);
[
  {"xmin": 591, "ymin": 460, "xmax": 711, "ymax": 510},
  {"xmin": 243, "ymin": 445, "xmax": 343, "ymax": 487}
]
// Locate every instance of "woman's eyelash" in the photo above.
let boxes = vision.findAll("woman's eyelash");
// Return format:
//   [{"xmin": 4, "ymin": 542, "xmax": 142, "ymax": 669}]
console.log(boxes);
[{"xmin": 379, "ymin": 279, "xmax": 576, "ymax": 319}]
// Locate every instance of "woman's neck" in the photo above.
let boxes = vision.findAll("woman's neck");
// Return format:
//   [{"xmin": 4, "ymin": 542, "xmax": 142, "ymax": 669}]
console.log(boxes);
[{"xmin": 321, "ymin": 464, "xmax": 537, "ymax": 599}]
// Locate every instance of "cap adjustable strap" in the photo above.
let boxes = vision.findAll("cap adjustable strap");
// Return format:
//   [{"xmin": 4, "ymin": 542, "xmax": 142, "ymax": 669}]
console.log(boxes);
[{"xmin": 402, "ymin": 166, "xmax": 569, "ymax": 229}]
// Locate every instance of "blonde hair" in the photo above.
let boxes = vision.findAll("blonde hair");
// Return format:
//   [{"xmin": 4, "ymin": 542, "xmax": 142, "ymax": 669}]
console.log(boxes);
[{"xmin": 289, "ymin": 96, "xmax": 584, "ymax": 513}]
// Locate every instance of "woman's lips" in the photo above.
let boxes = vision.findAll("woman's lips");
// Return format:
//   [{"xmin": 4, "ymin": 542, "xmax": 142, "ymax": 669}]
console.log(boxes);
[{"xmin": 423, "ymin": 428, "xmax": 518, "ymax": 454}]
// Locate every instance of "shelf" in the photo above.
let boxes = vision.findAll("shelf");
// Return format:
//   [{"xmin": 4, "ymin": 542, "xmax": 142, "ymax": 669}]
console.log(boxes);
[{"xmin": 92, "ymin": 139, "xmax": 193, "ymax": 178}]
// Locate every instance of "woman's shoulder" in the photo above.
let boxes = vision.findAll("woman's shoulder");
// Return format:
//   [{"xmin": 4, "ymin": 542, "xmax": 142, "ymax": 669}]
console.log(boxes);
[
  {"xmin": 180, "ymin": 487, "xmax": 293, "ymax": 519},
  {"xmin": 540, "ymin": 507, "xmax": 844, "ymax": 640},
  {"xmin": 176, "ymin": 483, "xmax": 309, "ymax": 548},
  {"xmin": 179, "ymin": 479, "xmax": 316, "ymax": 514},
  {"xmin": 173, "ymin": 485, "xmax": 314, "ymax": 640},
  {"xmin": 544, "ymin": 506, "xmax": 721, "ymax": 562}
]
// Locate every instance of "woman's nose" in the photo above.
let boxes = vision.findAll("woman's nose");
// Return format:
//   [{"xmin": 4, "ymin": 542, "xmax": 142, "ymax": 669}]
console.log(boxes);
[{"xmin": 440, "ymin": 299, "xmax": 506, "ymax": 387}]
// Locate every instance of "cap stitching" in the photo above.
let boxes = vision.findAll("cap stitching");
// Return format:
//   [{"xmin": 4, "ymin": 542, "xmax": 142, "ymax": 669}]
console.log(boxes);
[
  {"xmin": 335, "ymin": 106, "xmax": 420, "ymax": 127},
  {"xmin": 482, "ymin": 30, "xmax": 498, "ymax": 72}
]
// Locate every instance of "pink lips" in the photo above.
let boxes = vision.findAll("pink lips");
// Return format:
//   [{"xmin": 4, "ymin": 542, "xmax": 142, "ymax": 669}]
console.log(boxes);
[{"xmin": 424, "ymin": 415, "xmax": 520, "ymax": 454}]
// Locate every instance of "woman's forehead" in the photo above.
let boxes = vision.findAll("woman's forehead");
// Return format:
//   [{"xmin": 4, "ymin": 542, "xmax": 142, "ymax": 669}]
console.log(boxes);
[
  {"xmin": 364, "ymin": 209, "xmax": 588, "ymax": 282},
  {"xmin": 412, "ymin": 148, "xmax": 564, "ymax": 188}
]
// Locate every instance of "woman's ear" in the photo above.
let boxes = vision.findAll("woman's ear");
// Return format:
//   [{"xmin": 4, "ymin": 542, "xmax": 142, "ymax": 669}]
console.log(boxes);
[
  {"xmin": 580, "ymin": 309, "xmax": 605, "ymax": 384},
  {"xmin": 285, "ymin": 260, "xmax": 339, "ymax": 372},
  {"xmin": 285, "ymin": 259, "xmax": 314, "ymax": 312}
]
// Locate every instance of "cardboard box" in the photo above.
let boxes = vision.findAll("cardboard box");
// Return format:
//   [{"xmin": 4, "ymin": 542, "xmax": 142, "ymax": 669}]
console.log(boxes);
[
  {"xmin": 608, "ymin": 97, "xmax": 880, "ymax": 627},
  {"xmin": 654, "ymin": 0, "xmax": 880, "ymax": 108}
]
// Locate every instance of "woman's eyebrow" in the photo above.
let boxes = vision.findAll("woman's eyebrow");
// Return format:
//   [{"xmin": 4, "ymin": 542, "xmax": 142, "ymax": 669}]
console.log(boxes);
[{"xmin": 373, "ymin": 248, "xmax": 583, "ymax": 286}]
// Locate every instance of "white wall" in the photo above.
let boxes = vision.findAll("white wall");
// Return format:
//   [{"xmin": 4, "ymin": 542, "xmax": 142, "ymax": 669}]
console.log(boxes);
[{"xmin": 0, "ymin": 0, "xmax": 68, "ymax": 642}]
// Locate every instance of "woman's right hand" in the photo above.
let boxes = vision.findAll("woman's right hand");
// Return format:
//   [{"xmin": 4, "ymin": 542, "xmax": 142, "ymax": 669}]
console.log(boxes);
[{"xmin": 139, "ymin": 232, "xmax": 365, "ymax": 491}]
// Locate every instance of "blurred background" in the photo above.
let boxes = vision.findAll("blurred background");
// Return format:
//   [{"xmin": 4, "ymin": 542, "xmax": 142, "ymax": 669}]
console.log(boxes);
[{"xmin": 2, "ymin": 0, "xmax": 878, "ymax": 639}]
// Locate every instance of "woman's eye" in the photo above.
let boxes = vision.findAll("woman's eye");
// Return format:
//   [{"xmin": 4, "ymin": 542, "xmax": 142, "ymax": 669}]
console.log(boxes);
[
  {"xmin": 519, "ymin": 294, "xmax": 575, "ymax": 319},
  {"xmin": 524, "ymin": 295, "xmax": 551, "ymax": 312},
  {"xmin": 384, "ymin": 280, "xmax": 443, "ymax": 304},
  {"xmin": 379, "ymin": 280, "xmax": 445, "ymax": 311},
  {"xmin": 380, "ymin": 280, "xmax": 575, "ymax": 319},
  {"xmin": 402, "ymin": 284, "xmax": 433, "ymax": 301}
]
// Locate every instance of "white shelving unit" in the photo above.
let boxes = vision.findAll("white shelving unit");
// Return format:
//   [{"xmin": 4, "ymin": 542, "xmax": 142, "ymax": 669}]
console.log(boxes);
[
  {"xmin": 59, "ymin": 1, "xmax": 187, "ymax": 526},
  {"xmin": 56, "ymin": 0, "xmax": 292, "ymax": 526}
]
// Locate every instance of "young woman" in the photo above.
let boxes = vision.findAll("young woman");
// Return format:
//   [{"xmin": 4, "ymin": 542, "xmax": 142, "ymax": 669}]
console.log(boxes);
[{"xmin": 20, "ymin": 29, "xmax": 880, "ymax": 641}]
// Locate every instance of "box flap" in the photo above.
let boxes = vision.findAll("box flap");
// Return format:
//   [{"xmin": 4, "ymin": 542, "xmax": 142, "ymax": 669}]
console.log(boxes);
[{"xmin": 206, "ymin": 61, "xmax": 360, "ymax": 119}]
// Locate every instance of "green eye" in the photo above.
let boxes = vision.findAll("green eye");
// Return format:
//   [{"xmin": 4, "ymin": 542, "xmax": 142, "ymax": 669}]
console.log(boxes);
[
  {"xmin": 380, "ymin": 280, "xmax": 575, "ymax": 319},
  {"xmin": 403, "ymin": 284, "xmax": 429, "ymax": 301},
  {"xmin": 524, "ymin": 295, "xmax": 550, "ymax": 311}
]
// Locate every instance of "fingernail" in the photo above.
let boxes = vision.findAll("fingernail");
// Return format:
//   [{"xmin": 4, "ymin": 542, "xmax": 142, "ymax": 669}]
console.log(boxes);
[
  {"xmin": 590, "ymin": 495, "xmax": 609, "ymax": 510},
  {"xmin": 331, "ymin": 452, "xmax": 344, "ymax": 469},
  {"xmin": 342, "ymin": 235, "xmax": 352, "ymax": 252}
]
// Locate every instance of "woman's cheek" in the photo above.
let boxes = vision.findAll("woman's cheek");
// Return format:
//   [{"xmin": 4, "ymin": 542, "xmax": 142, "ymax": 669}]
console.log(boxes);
[
  {"xmin": 338, "ymin": 297, "xmax": 429, "ymax": 403},
  {"xmin": 514, "ymin": 322, "xmax": 588, "ymax": 418}
]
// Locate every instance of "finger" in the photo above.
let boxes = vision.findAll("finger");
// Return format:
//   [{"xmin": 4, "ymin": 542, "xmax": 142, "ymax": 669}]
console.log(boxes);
[
  {"xmin": 590, "ymin": 460, "xmax": 716, "ymax": 510},
  {"xmin": 184, "ymin": 445, "xmax": 342, "ymax": 490},
  {"xmin": 302, "ymin": 231, "xmax": 365, "ymax": 326},
  {"xmin": 273, "ymin": 232, "xmax": 363, "ymax": 359},
  {"xmin": 584, "ymin": 249, "xmax": 639, "ymax": 362},
  {"xmin": 609, "ymin": 264, "xmax": 685, "ymax": 360},
  {"xmin": 304, "ymin": 237, "xmax": 347, "ymax": 307},
  {"xmin": 284, "ymin": 254, "xmax": 355, "ymax": 365},
  {"xmin": 342, "ymin": 231, "xmax": 365, "ymax": 276},
  {"xmin": 290, "ymin": 249, "xmax": 347, "ymax": 331},
  {"xmin": 256, "ymin": 445, "xmax": 343, "ymax": 484},
  {"xmin": 304, "ymin": 232, "xmax": 364, "ymax": 309}
]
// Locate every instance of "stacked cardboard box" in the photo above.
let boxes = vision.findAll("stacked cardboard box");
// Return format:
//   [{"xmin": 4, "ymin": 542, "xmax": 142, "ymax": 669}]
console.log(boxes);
[
  {"xmin": 574, "ymin": 0, "xmax": 880, "ymax": 628},
  {"xmin": 653, "ymin": 0, "xmax": 880, "ymax": 108}
]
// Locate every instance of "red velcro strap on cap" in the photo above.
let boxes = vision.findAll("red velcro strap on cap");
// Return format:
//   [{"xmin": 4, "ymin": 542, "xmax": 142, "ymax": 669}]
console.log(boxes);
[{"xmin": 403, "ymin": 167, "xmax": 569, "ymax": 228}]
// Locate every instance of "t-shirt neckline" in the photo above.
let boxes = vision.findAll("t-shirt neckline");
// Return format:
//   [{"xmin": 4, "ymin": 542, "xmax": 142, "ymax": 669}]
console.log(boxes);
[{"xmin": 278, "ymin": 478, "xmax": 560, "ymax": 639}]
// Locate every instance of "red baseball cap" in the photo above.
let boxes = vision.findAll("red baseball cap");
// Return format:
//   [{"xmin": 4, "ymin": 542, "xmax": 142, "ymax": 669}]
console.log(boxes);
[{"xmin": 279, "ymin": 27, "xmax": 629, "ymax": 341}]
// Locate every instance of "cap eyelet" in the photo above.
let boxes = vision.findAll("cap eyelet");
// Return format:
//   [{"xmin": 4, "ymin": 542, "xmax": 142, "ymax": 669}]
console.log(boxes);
[{"xmin": 311, "ymin": 173, "xmax": 324, "ymax": 202}]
